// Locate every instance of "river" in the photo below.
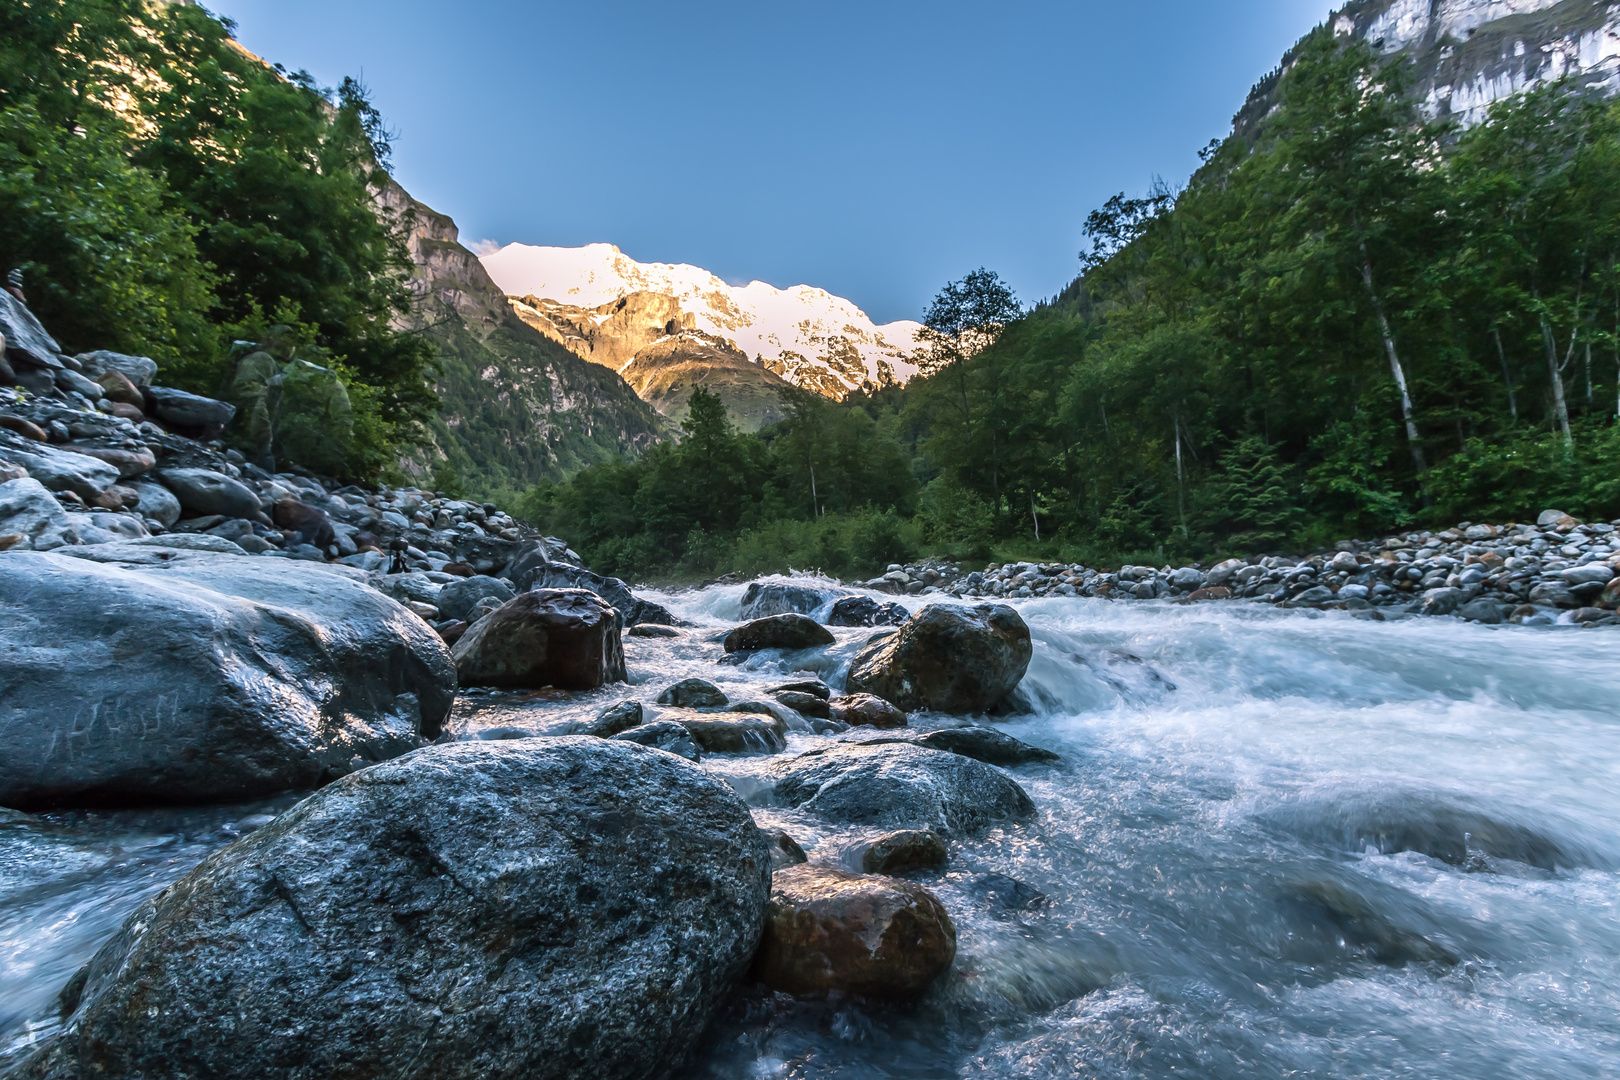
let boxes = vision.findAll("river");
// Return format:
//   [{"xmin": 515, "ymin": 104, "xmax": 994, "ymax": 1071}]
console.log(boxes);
[{"xmin": 4, "ymin": 579, "xmax": 1619, "ymax": 1078}]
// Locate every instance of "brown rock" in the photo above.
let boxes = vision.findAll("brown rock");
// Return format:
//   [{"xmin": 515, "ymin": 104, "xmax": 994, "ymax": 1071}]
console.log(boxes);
[
  {"xmin": 62, "ymin": 444, "xmax": 156, "ymax": 479},
  {"xmin": 1186, "ymin": 585, "xmax": 1233, "ymax": 602},
  {"xmin": 755, "ymin": 865, "xmax": 956, "ymax": 999},
  {"xmin": 450, "ymin": 589, "xmax": 626, "ymax": 691},
  {"xmin": 96, "ymin": 369, "xmax": 144, "ymax": 407},
  {"xmin": 0, "ymin": 414, "xmax": 48, "ymax": 442},
  {"xmin": 104, "ymin": 401, "xmax": 146, "ymax": 422},
  {"xmin": 661, "ymin": 710, "xmax": 786, "ymax": 755},
  {"xmin": 847, "ymin": 604, "xmax": 1032, "ymax": 714},
  {"xmin": 271, "ymin": 497, "xmax": 335, "ymax": 549},
  {"xmin": 830, "ymin": 693, "xmax": 907, "ymax": 729}
]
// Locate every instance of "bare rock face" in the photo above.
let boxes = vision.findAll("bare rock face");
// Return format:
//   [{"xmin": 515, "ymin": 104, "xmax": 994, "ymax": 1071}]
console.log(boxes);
[
  {"xmin": 846, "ymin": 603, "xmax": 1032, "ymax": 714},
  {"xmin": 0, "ymin": 546, "xmax": 453, "ymax": 808},
  {"xmin": 755, "ymin": 864, "xmax": 956, "ymax": 999},
  {"xmin": 16, "ymin": 739, "xmax": 773, "ymax": 1080},
  {"xmin": 451, "ymin": 588, "xmax": 626, "ymax": 691}
]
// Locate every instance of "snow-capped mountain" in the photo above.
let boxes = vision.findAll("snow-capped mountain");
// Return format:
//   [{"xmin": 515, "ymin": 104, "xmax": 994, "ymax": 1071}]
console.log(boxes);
[{"xmin": 479, "ymin": 243, "xmax": 923, "ymax": 401}]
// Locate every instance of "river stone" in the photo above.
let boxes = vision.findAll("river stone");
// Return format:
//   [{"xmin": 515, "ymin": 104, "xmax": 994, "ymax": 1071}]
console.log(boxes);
[
  {"xmin": 911, "ymin": 726, "xmax": 1061, "ymax": 766},
  {"xmin": 505, "ymin": 543, "xmax": 674, "ymax": 627},
  {"xmin": 0, "ymin": 434, "xmax": 121, "ymax": 501},
  {"xmin": 755, "ymin": 865, "xmax": 957, "ymax": 999},
  {"xmin": 0, "ymin": 477, "xmax": 84, "ymax": 550},
  {"xmin": 827, "ymin": 595, "xmax": 911, "ymax": 627},
  {"xmin": 0, "ymin": 290, "xmax": 64, "ymax": 369},
  {"xmin": 846, "ymin": 603, "xmax": 1032, "ymax": 714},
  {"xmin": 772, "ymin": 689, "xmax": 832, "ymax": 719},
  {"xmin": 722, "ymin": 613, "xmax": 835, "ymax": 653},
  {"xmin": 76, "ymin": 349, "xmax": 158, "ymax": 388},
  {"xmin": 830, "ymin": 692, "xmax": 907, "ymax": 729},
  {"xmin": 657, "ymin": 677, "xmax": 729, "ymax": 708},
  {"xmin": 270, "ymin": 497, "xmax": 336, "ymax": 550},
  {"xmin": 661, "ymin": 710, "xmax": 787, "ymax": 755},
  {"xmin": 451, "ymin": 588, "xmax": 626, "ymax": 691},
  {"xmin": 740, "ymin": 580, "xmax": 833, "ymax": 619},
  {"xmin": 434, "ymin": 573, "xmax": 516, "ymax": 622},
  {"xmin": 143, "ymin": 385, "xmax": 236, "ymax": 434},
  {"xmin": 18, "ymin": 739, "xmax": 772, "ymax": 1080},
  {"xmin": 850, "ymin": 829, "xmax": 949, "ymax": 875},
  {"xmin": 0, "ymin": 546, "xmax": 454, "ymax": 808},
  {"xmin": 770, "ymin": 743, "xmax": 1036, "ymax": 837},
  {"xmin": 156, "ymin": 467, "xmax": 263, "ymax": 519},
  {"xmin": 127, "ymin": 477, "xmax": 186, "ymax": 529},
  {"xmin": 580, "ymin": 700, "xmax": 644, "ymax": 738},
  {"xmin": 612, "ymin": 719, "xmax": 702, "ymax": 761}
]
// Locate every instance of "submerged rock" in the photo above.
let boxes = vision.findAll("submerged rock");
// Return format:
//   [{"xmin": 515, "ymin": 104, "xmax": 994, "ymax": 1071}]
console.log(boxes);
[
  {"xmin": 0, "ymin": 546, "xmax": 453, "ymax": 808},
  {"xmin": 849, "ymin": 829, "xmax": 949, "ymax": 875},
  {"xmin": 661, "ymin": 710, "xmax": 787, "ymax": 755},
  {"xmin": 19, "ymin": 739, "xmax": 771, "ymax": 1079},
  {"xmin": 612, "ymin": 719, "xmax": 703, "ymax": 761},
  {"xmin": 771, "ymin": 743, "xmax": 1036, "ymax": 837},
  {"xmin": 657, "ymin": 677, "xmax": 729, "ymax": 708},
  {"xmin": 846, "ymin": 603, "xmax": 1032, "ymax": 714},
  {"xmin": 722, "ymin": 613, "xmax": 835, "ymax": 653},
  {"xmin": 826, "ymin": 595, "xmax": 910, "ymax": 627},
  {"xmin": 911, "ymin": 726, "xmax": 1060, "ymax": 766},
  {"xmin": 830, "ymin": 692, "xmax": 907, "ymax": 729},
  {"xmin": 755, "ymin": 865, "xmax": 957, "ymax": 999},
  {"xmin": 451, "ymin": 588, "xmax": 626, "ymax": 691},
  {"xmin": 740, "ymin": 580, "xmax": 833, "ymax": 619}
]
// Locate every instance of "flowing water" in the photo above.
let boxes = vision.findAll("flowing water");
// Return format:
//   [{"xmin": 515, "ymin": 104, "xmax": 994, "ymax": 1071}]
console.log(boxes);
[{"xmin": 3, "ymin": 580, "xmax": 1619, "ymax": 1078}]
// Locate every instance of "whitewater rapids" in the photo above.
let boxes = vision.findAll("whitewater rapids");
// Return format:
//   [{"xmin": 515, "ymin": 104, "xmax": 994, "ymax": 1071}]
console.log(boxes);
[{"xmin": 4, "ymin": 582, "xmax": 1618, "ymax": 1078}]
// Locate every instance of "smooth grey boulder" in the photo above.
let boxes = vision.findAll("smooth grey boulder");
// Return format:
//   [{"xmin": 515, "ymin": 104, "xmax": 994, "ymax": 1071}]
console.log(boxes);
[
  {"xmin": 770, "ymin": 742, "xmax": 1036, "ymax": 838},
  {"xmin": 506, "ymin": 542, "xmax": 675, "ymax": 627},
  {"xmin": 75, "ymin": 349, "xmax": 158, "ymax": 388},
  {"xmin": 0, "ymin": 477, "xmax": 84, "ymax": 550},
  {"xmin": 658, "ymin": 677, "xmax": 729, "ymax": 708},
  {"xmin": 0, "ymin": 434, "xmax": 120, "ymax": 501},
  {"xmin": 127, "ymin": 478, "xmax": 182, "ymax": 527},
  {"xmin": 846, "ymin": 603, "xmax": 1032, "ymax": 714},
  {"xmin": 613, "ymin": 719, "xmax": 703, "ymax": 761},
  {"xmin": 434, "ymin": 573, "xmax": 515, "ymax": 622},
  {"xmin": 827, "ymin": 595, "xmax": 910, "ymax": 627},
  {"xmin": 144, "ymin": 385, "xmax": 236, "ymax": 433},
  {"xmin": 739, "ymin": 580, "xmax": 836, "ymax": 619},
  {"xmin": 156, "ymin": 466, "xmax": 262, "ymax": 519},
  {"xmin": 722, "ymin": 613, "xmax": 835, "ymax": 653},
  {"xmin": 0, "ymin": 546, "xmax": 454, "ymax": 808},
  {"xmin": 16, "ymin": 739, "xmax": 772, "ymax": 1080}
]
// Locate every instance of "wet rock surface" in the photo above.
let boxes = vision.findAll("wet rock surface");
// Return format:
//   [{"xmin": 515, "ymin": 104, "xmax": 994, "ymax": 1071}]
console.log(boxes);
[
  {"xmin": 847, "ymin": 603, "xmax": 1033, "ymax": 713},
  {"xmin": 723, "ymin": 612, "xmax": 836, "ymax": 653},
  {"xmin": 451, "ymin": 588, "xmax": 626, "ymax": 691},
  {"xmin": 15, "ymin": 739, "xmax": 772, "ymax": 1080}
]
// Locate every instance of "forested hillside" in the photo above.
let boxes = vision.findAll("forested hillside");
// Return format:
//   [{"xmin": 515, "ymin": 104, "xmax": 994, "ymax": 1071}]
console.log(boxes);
[
  {"xmin": 535, "ymin": 32, "xmax": 1620, "ymax": 580},
  {"xmin": 1, "ymin": 0, "xmax": 438, "ymax": 478}
]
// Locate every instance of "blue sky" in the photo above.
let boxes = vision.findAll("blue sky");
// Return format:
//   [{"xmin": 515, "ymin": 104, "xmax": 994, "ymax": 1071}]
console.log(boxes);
[{"xmin": 208, "ymin": 1, "xmax": 1337, "ymax": 324}]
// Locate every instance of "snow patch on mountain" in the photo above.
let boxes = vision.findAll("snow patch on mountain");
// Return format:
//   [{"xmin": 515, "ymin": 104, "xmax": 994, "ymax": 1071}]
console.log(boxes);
[{"xmin": 480, "ymin": 242, "xmax": 923, "ymax": 397}]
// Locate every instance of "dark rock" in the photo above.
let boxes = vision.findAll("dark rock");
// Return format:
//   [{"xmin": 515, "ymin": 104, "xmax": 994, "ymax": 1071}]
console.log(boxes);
[
  {"xmin": 0, "ymin": 546, "xmax": 453, "ymax": 808},
  {"xmin": 912, "ymin": 726, "xmax": 1060, "ymax": 766},
  {"xmin": 755, "ymin": 865, "xmax": 956, "ymax": 999},
  {"xmin": 850, "ymin": 829, "xmax": 949, "ymax": 875},
  {"xmin": 830, "ymin": 692, "xmax": 907, "ymax": 729},
  {"xmin": 21, "ymin": 739, "xmax": 771, "ymax": 1079},
  {"xmin": 846, "ymin": 603, "xmax": 1032, "ymax": 714},
  {"xmin": 451, "ymin": 589, "xmax": 626, "ymax": 691},
  {"xmin": 960, "ymin": 871, "xmax": 1049, "ymax": 915},
  {"xmin": 270, "ymin": 497, "xmax": 337, "ymax": 551},
  {"xmin": 505, "ymin": 542, "xmax": 674, "ymax": 627},
  {"xmin": 771, "ymin": 743, "xmax": 1036, "ymax": 837},
  {"xmin": 612, "ymin": 719, "xmax": 702, "ymax": 761},
  {"xmin": 76, "ymin": 349, "xmax": 158, "ymax": 388},
  {"xmin": 0, "ymin": 414, "xmax": 48, "ymax": 442},
  {"xmin": 0, "ymin": 290, "xmax": 65, "ymax": 369},
  {"xmin": 665, "ymin": 711, "xmax": 786, "ymax": 755},
  {"xmin": 765, "ymin": 829, "xmax": 808, "ymax": 871},
  {"xmin": 434, "ymin": 573, "xmax": 516, "ymax": 622},
  {"xmin": 769, "ymin": 679, "xmax": 832, "ymax": 700},
  {"xmin": 740, "ymin": 580, "xmax": 833, "ymax": 619},
  {"xmin": 156, "ymin": 467, "xmax": 262, "ymax": 519},
  {"xmin": 657, "ymin": 677, "xmax": 729, "ymax": 708},
  {"xmin": 61, "ymin": 443, "xmax": 155, "ymax": 479},
  {"xmin": 772, "ymin": 689, "xmax": 832, "ymax": 719},
  {"xmin": 1282, "ymin": 877, "xmax": 1460, "ymax": 967},
  {"xmin": 93, "ymin": 368, "xmax": 145, "ymax": 407},
  {"xmin": 722, "ymin": 613, "xmax": 835, "ymax": 653},
  {"xmin": 144, "ymin": 385, "xmax": 236, "ymax": 435},
  {"xmin": 581, "ymin": 700, "xmax": 644, "ymax": 738},
  {"xmin": 0, "ymin": 433, "xmax": 120, "ymax": 501},
  {"xmin": 827, "ymin": 595, "xmax": 910, "ymax": 627}
]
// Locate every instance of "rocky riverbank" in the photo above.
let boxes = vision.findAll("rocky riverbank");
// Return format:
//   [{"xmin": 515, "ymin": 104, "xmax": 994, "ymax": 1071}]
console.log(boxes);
[{"xmin": 863, "ymin": 514, "xmax": 1620, "ymax": 628}]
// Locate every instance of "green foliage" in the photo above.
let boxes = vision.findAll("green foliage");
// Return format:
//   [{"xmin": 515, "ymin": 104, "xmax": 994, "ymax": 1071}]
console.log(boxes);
[{"xmin": 0, "ymin": 0, "xmax": 436, "ymax": 478}]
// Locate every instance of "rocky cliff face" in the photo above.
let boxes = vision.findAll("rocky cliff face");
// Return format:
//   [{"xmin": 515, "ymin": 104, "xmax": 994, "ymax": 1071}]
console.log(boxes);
[
  {"xmin": 376, "ymin": 183, "xmax": 666, "ymax": 489},
  {"xmin": 1239, "ymin": 0, "xmax": 1620, "ymax": 130},
  {"xmin": 481, "ymin": 243, "xmax": 922, "ymax": 424},
  {"xmin": 508, "ymin": 291, "xmax": 796, "ymax": 430}
]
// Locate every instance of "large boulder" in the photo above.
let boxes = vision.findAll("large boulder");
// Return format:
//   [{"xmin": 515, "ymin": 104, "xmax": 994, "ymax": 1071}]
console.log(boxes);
[
  {"xmin": 270, "ymin": 497, "xmax": 337, "ymax": 550},
  {"xmin": 827, "ymin": 595, "xmax": 910, "ymax": 627},
  {"xmin": 0, "ymin": 434, "xmax": 120, "ymax": 502},
  {"xmin": 0, "ymin": 546, "xmax": 454, "ymax": 808},
  {"xmin": 505, "ymin": 542, "xmax": 674, "ymax": 627},
  {"xmin": 76, "ymin": 349, "xmax": 159, "ymax": 388},
  {"xmin": 433, "ymin": 573, "xmax": 515, "ymax": 622},
  {"xmin": 0, "ymin": 290, "xmax": 65, "ymax": 369},
  {"xmin": 722, "ymin": 613, "xmax": 835, "ymax": 653},
  {"xmin": 126, "ymin": 479, "xmax": 182, "ymax": 528},
  {"xmin": 16, "ymin": 739, "xmax": 772, "ymax": 1080},
  {"xmin": 770, "ymin": 742, "xmax": 1036, "ymax": 838},
  {"xmin": 156, "ymin": 467, "xmax": 263, "ymax": 519},
  {"xmin": 755, "ymin": 865, "xmax": 956, "ymax": 1000},
  {"xmin": 0, "ymin": 477, "xmax": 89, "ymax": 550},
  {"xmin": 451, "ymin": 588, "xmax": 626, "ymax": 690},
  {"xmin": 846, "ymin": 603, "xmax": 1032, "ymax": 713},
  {"xmin": 144, "ymin": 385, "xmax": 236, "ymax": 436},
  {"xmin": 739, "ymin": 580, "xmax": 835, "ymax": 620}
]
